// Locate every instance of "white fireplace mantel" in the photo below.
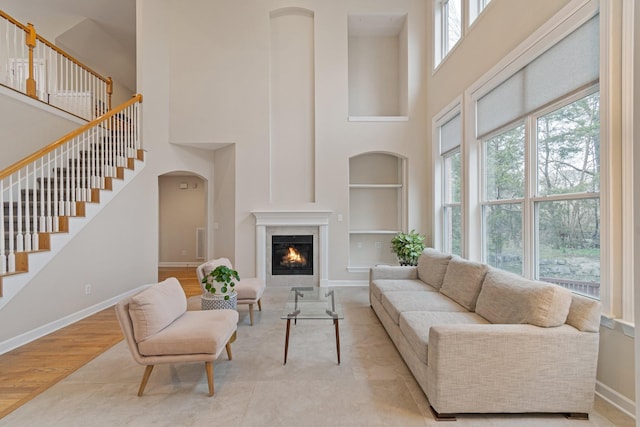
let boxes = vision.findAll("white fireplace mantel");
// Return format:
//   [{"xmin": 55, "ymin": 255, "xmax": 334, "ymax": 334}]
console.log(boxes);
[{"xmin": 252, "ymin": 210, "xmax": 332, "ymax": 287}]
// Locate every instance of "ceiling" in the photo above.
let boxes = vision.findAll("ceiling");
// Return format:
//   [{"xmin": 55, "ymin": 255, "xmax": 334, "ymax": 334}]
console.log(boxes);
[{"xmin": 2, "ymin": 0, "xmax": 136, "ymax": 92}]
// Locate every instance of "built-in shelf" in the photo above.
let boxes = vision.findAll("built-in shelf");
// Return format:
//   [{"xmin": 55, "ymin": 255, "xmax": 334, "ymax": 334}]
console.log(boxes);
[
  {"xmin": 348, "ymin": 14, "xmax": 408, "ymax": 118},
  {"xmin": 348, "ymin": 152, "xmax": 406, "ymax": 270}
]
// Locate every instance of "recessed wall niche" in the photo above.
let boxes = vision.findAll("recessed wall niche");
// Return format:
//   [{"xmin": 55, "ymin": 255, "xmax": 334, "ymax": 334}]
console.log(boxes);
[
  {"xmin": 348, "ymin": 14, "xmax": 408, "ymax": 120},
  {"xmin": 269, "ymin": 8, "xmax": 316, "ymax": 203}
]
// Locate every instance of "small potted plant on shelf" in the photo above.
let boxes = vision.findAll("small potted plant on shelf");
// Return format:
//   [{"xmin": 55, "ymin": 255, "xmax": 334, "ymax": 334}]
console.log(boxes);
[
  {"xmin": 200, "ymin": 265, "xmax": 240, "ymax": 310},
  {"xmin": 390, "ymin": 230, "xmax": 426, "ymax": 266}
]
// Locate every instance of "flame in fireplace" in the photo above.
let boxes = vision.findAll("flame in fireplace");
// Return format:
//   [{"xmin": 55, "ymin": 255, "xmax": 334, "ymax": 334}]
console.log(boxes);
[{"xmin": 281, "ymin": 246, "xmax": 307, "ymax": 266}]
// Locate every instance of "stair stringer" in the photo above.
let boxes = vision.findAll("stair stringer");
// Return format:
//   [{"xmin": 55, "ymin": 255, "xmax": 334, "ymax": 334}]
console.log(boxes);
[{"xmin": 0, "ymin": 156, "xmax": 146, "ymax": 311}]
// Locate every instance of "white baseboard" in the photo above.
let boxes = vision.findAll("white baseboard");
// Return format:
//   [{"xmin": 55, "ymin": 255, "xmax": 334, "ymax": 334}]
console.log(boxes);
[
  {"xmin": 158, "ymin": 262, "xmax": 200, "ymax": 267},
  {"xmin": 0, "ymin": 285, "xmax": 151, "ymax": 355},
  {"xmin": 596, "ymin": 381, "xmax": 636, "ymax": 420}
]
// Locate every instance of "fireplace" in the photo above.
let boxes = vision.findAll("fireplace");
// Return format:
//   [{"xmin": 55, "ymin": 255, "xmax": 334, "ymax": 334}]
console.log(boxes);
[
  {"xmin": 252, "ymin": 210, "xmax": 331, "ymax": 287},
  {"xmin": 272, "ymin": 235, "xmax": 313, "ymax": 275}
]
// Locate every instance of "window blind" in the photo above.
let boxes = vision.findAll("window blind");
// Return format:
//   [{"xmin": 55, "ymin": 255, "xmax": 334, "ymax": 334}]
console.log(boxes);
[
  {"xmin": 477, "ymin": 15, "xmax": 599, "ymax": 138},
  {"xmin": 440, "ymin": 112, "xmax": 461, "ymax": 155}
]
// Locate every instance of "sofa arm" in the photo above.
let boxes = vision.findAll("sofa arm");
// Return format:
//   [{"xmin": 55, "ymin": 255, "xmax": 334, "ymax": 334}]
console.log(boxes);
[
  {"xmin": 427, "ymin": 324, "xmax": 599, "ymax": 415},
  {"xmin": 370, "ymin": 265, "xmax": 418, "ymax": 281}
]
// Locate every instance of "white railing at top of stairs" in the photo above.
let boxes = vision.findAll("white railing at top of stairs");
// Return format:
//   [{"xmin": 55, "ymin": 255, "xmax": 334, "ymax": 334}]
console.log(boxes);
[
  {"xmin": 0, "ymin": 94, "xmax": 143, "ymax": 278},
  {"xmin": 0, "ymin": 9, "xmax": 112, "ymax": 120}
]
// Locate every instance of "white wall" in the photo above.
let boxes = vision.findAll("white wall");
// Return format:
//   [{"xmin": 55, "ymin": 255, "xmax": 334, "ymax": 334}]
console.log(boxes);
[
  {"xmin": 164, "ymin": 0, "xmax": 429, "ymax": 281},
  {"xmin": 213, "ymin": 144, "xmax": 236, "ymax": 264},
  {"xmin": 0, "ymin": 89, "xmax": 85, "ymax": 170},
  {"xmin": 633, "ymin": 0, "xmax": 640, "ymax": 421},
  {"xmin": 0, "ymin": 168, "xmax": 157, "ymax": 343}
]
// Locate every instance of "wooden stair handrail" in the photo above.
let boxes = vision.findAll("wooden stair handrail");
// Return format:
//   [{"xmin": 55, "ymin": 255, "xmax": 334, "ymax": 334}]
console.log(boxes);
[
  {"xmin": 0, "ymin": 10, "xmax": 110, "ymax": 84},
  {"xmin": 0, "ymin": 10, "xmax": 28, "ymax": 31},
  {"xmin": 0, "ymin": 94, "xmax": 143, "ymax": 180}
]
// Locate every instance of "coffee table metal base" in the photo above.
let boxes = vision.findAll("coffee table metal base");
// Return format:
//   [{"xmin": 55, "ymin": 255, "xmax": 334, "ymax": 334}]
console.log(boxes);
[{"xmin": 283, "ymin": 318, "xmax": 341, "ymax": 365}]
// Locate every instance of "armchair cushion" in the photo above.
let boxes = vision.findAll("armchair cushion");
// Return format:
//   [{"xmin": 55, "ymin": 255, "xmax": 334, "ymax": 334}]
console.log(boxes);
[
  {"xmin": 235, "ymin": 277, "xmax": 265, "ymax": 301},
  {"xmin": 128, "ymin": 278, "xmax": 187, "ymax": 343},
  {"xmin": 137, "ymin": 309, "xmax": 239, "ymax": 356}
]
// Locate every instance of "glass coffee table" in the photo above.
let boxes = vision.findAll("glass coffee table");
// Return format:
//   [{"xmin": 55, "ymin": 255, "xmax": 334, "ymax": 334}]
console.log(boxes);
[{"xmin": 280, "ymin": 287, "xmax": 344, "ymax": 365}]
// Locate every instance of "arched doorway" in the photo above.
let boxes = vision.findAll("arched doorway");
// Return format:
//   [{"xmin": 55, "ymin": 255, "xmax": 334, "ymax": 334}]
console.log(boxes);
[{"xmin": 158, "ymin": 172, "xmax": 207, "ymax": 266}]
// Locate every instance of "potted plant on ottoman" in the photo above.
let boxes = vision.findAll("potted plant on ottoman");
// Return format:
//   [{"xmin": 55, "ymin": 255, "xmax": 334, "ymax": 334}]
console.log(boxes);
[
  {"xmin": 201, "ymin": 265, "xmax": 240, "ymax": 310},
  {"xmin": 391, "ymin": 230, "xmax": 426, "ymax": 266}
]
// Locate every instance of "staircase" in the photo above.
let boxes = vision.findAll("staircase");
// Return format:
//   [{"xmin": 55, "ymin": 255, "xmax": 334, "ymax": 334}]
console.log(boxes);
[{"xmin": 0, "ymin": 95, "xmax": 143, "ymax": 303}]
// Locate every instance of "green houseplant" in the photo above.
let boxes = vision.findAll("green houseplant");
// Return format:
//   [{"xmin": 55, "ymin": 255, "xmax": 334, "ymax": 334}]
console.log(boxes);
[
  {"xmin": 390, "ymin": 230, "xmax": 426, "ymax": 266},
  {"xmin": 201, "ymin": 265, "xmax": 240, "ymax": 310}
]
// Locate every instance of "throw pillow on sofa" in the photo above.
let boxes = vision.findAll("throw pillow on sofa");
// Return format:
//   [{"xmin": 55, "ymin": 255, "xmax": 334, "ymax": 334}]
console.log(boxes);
[
  {"xmin": 475, "ymin": 269, "xmax": 572, "ymax": 327},
  {"xmin": 417, "ymin": 248, "xmax": 452, "ymax": 290},
  {"xmin": 440, "ymin": 257, "xmax": 489, "ymax": 311}
]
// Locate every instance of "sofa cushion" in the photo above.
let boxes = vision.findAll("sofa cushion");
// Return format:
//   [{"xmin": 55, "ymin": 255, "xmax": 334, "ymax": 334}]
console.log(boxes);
[
  {"xmin": 129, "ymin": 278, "xmax": 187, "ymax": 343},
  {"xmin": 417, "ymin": 248, "xmax": 452, "ymax": 290},
  {"xmin": 381, "ymin": 291, "xmax": 467, "ymax": 325},
  {"xmin": 138, "ymin": 309, "xmax": 239, "ymax": 356},
  {"xmin": 370, "ymin": 279, "xmax": 437, "ymax": 302},
  {"xmin": 399, "ymin": 311, "xmax": 490, "ymax": 364},
  {"xmin": 440, "ymin": 257, "xmax": 489, "ymax": 311},
  {"xmin": 475, "ymin": 269, "xmax": 572, "ymax": 327},
  {"xmin": 566, "ymin": 294, "xmax": 601, "ymax": 332}
]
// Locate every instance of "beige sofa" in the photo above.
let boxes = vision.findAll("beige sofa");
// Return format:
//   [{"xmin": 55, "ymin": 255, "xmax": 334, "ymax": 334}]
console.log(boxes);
[{"xmin": 369, "ymin": 248, "xmax": 601, "ymax": 420}]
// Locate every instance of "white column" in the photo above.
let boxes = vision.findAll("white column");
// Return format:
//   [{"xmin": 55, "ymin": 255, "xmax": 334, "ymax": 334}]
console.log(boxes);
[
  {"xmin": 319, "ymin": 223, "xmax": 329, "ymax": 287},
  {"xmin": 256, "ymin": 224, "xmax": 267, "ymax": 282}
]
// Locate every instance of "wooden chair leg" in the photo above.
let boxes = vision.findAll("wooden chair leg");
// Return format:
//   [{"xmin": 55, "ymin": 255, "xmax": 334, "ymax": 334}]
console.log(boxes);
[
  {"xmin": 257, "ymin": 298, "xmax": 262, "ymax": 311},
  {"xmin": 249, "ymin": 304, "xmax": 254, "ymax": 325},
  {"xmin": 205, "ymin": 361, "xmax": 214, "ymax": 396},
  {"xmin": 138, "ymin": 365, "xmax": 154, "ymax": 396},
  {"xmin": 226, "ymin": 341, "xmax": 233, "ymax": 360}
]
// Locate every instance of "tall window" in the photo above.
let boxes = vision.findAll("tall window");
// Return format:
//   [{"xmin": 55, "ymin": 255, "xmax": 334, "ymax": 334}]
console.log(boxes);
[
  {"xmin": 444, "ymin": 0, "xmax": 462, "ymax": 53},
  {"xmin": 469, "ymin": 0, "xmax": 491, "ymax": 25},
  {"xmin": 480, "ymin": 91, "xmax": 600, "ymax": 297},
  {"xmin": 534, "ymin": 92, "xmax": 600, "ymax": 298},
  {"xmin": 482, "ymin": 125, "xmax": 524, "ymax": 274},
  {"xmin": 443, "ymin": 150, "xmax": 462, "ymax": 255},
  {"xmin": 435, "ymin": 0, "xmax": 462, "ymax": 65},
  {"xmin": 435, "ymin": 0, "xmax": 491, "ymax": 67},
  {"xmin": 439, "ymin": 111, "xmax": 462, "ymax": 255}
]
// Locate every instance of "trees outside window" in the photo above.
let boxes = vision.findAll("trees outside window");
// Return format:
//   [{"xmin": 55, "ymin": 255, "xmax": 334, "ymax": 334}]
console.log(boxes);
[
  {"xmin": 482, "ymin": 124, "xmax": 524, "ymax": 274},
  {"xmin": 443, "ymin": 150, "xmax": 462, "ymax": 255},
  {"xmin": 534, "ymin": 91, "xmax": 600, "ymax": 297},
  {"xmin": 444, "ymin": 0, "xmax": 462, "ymax": 54},
  {"xmin": 435, "ymin": 0, "xmax": 462, "ymax": 66},
  {"xmin": 481, "ymin": 91, "xmax": 600, "ymax": 298}
]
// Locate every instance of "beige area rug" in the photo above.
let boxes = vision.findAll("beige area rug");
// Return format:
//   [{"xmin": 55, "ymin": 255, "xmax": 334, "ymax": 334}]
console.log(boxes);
[{"xmin": 0, "ymin": 287, "xmax": 625, "ymax": 427}]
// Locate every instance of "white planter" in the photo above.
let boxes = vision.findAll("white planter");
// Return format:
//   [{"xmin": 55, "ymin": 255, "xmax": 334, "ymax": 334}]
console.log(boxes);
[{"xmin": 201, "ymin": 290, "xmax": 238, "ymax": 310}]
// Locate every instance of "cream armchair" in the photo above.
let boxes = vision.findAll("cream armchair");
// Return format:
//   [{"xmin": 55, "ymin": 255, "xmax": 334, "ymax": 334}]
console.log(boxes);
[
  {"xmin": 115, "ymin": 277, "xmax": 238, "ymax": 396},
  {"xmin": 194, "ymin": 258, "xmax": 266, "ymax": 325}
]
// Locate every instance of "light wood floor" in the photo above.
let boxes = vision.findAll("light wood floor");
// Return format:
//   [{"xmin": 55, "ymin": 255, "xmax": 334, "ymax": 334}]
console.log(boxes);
[{"xmin": 0, "ymin": 267, "xmax": 200, "ymax": 420}]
